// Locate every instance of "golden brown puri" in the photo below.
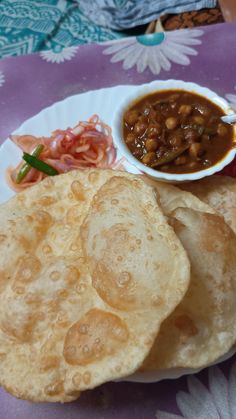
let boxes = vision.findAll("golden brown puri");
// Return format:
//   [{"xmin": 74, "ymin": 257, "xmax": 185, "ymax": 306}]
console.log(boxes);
[
  {"xmin": 0, "ymin": 169, "xmax": 190, "ymax": 402},
  {"xmin": 141, "ymin": 181, "xmax": 236, "ymax": 370},
  {"xmin": 142, "ymin": 177, "xmax": 216, "ymax": 215},
  {"xmin": 180, "ymin": 175, "xmax": 236, "ymax": 234}
]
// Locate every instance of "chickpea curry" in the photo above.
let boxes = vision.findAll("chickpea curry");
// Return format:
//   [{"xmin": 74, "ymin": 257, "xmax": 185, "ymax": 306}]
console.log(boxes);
[{"xmin": 123, "ymin": 90, "xmax": 234, "ymax": 173}]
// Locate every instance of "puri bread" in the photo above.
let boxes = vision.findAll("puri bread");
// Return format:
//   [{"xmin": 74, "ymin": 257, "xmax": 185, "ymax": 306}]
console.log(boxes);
[
  {"xmin": 142, "ymin": 181, "xmax": 236, "ymax": 370},
  {"xmin": 143, "ymin": 177, "xmax": 215, "ymax": 215},
  {"xmin": 180, "ymin": 175, "xmax": 236, "ymax": 234},
  {"xmin": 0, "ymin": 169, "xmax": 190, "ymax": 402}
]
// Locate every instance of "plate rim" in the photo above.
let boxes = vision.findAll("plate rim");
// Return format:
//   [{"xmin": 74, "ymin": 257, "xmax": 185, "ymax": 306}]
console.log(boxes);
[{"xmin": 0, "ymin": 83, "xmax": 235, "ymax": 383}]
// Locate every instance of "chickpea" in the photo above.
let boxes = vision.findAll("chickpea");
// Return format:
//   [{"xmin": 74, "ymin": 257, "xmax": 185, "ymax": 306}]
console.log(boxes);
[
  {"xmin": 217, "ymin": 123, "xmax": 228, "ymax": 136},
  {"xmin": 156, "ymin": 146, "xmax": 166, "ymax": 158},
  {"xmin": 186, "ymin": 161, "xmax": 198, "ymax": 170},
  {"xmin": 203, "ymin": 159, "xmax": 211, "ymax": 167},
  {"xmin": 179, "ymin": 104, "xmax": 192, "ymax": 116},
  {"xmin": 170, "ymin": 102, "xmax": 178, "ymax": 110},
  {"xmin": 195, "ymin": 104, "xmax": 210, "ymax": 116},
  {"xmin": 133, "ymin": 148, "xmax": 143, "ymax": 159},
  {"xmin": 189, "ymin": 142, "xmax": 205, "ymax": 159},
  {"xmin": 145, "ymin": 138, "xmax": 158, "ymax": 152},
  {"xmin": 142, "ymin": 152, "xmax": 156, "ymax": 165},
  {"xmin": 192, "ymin": 115, "xmax": 205, "ymax": 125},
  {"xmin": 134, "ymin": 121, "xmax": 148, "ymax": 136},
  {"xmin": 126, "ymin": 133, "xmax": 136, "ymax": 144},
  {"xmin": 149, "ymin": 109, "xmax": 159, "ymax": 121},
  {"xmin": 184, "ymin": 128, "xmax": 199, "ymax": 143},
  {"xmin": 147, "ymin": 123, "xmax": 162, "ymax": 137},
  {"xmin": 142, "ymin": 105, "xmax": 151, "ymax": 116},
  {"xmin": 168, "ymin": 94, "xmax": 180, "ymax": 102},
  {"xmin": 165, "ymin": 117, "xmax": 178, "ymax": 130},
  {"xmin": 139, "ymin": 115, "xmax": 148, "ymax": 123},
  {"xmin": 175, "ymin": 156, "xmax": 187, "ymax": 165},
  {"xmin": 169, "ymin": 133, "xmax": 183, "ymax": 147},
  {"xmin": 201, "ymin": 107, "xmax": 210, "ymax": 117},
  {"xmin": 124, "ymin": 110, "xmax": 139, "ymax": 125}
]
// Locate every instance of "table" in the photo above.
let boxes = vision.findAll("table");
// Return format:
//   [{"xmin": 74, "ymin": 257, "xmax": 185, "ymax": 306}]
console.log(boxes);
[{"xmin": 0, "ymin": 22, "xmax": 236, "ymax": 419}]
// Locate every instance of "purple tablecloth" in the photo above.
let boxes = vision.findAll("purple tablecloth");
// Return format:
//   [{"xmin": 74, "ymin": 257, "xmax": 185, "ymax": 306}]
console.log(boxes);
[{"xmin": 0, "ymin": 22, "xmax": 236, "ymax": 419}]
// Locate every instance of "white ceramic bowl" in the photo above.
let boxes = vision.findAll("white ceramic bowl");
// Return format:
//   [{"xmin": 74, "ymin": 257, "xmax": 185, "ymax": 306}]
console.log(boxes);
[{"xmin": 112, "ymin": 79, "xmax": 236, "ymax": 182}]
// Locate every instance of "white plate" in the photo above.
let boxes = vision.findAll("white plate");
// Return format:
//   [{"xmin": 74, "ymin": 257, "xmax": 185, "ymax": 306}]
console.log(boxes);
[
  {"xmin": 0, "ymin": 85, "xmax": 139, "ymax": 204},
  {"xmin": 0, "ymin": 84, "xmax": 235, "ymax": 383}
]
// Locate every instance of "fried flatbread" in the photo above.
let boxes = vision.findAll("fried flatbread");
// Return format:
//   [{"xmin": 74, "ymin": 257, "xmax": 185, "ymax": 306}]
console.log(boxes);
[
  {"xmin": 180, "ymin": 175, "xmax": 236, "ymax": 234},
  {"xmin": 0, "ymin": 169, "xmax": 190, "ymax": 401},
  {"xmin": 141, "ymin": 180, "xmax": 236, "ymax": 370}
]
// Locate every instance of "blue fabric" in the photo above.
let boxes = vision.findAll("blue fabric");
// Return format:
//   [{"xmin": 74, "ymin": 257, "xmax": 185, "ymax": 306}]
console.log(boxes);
[
  {"xmin": 0, "ymin": 0, "xmax": 217, "ymax": 58},
  {"xmin": 0, "ymin": 0, "xmax": 123, "ymax": 58},
  {"xmin": 79, "ymin": 0, "xmax": 217, "ymax": 30}
]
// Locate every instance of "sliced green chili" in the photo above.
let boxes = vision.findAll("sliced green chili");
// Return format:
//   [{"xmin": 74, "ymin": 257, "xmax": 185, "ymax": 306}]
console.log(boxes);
[
  {"xmin": 22, "ymin": 153, "xmax": 59, "ymax": 176},
  {"xmin": 204, "ymin": 126, "xmax": 217, "ymax": 136},
  {"xmin": 151, "ymin": 144, "xmax": 190, "ymax": 168},
  {"xmin": 181, "ymin": 124, "xmax": 216, "ymax": 137},
  {"xmin": 16, "ymin": 144, "xmax": 45, "ymax": 184}
]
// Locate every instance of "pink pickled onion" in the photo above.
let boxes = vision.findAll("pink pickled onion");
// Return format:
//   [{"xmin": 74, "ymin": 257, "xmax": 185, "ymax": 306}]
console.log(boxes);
[{"xmin": 7, "ymin": 115, "xmax": 118, "ymax": 191}]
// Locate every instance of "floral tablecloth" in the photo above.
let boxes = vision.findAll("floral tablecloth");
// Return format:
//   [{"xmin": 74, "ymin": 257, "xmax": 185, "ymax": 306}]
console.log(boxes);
[{"xmin": 0, "ymin": 21, "xmax": 236, "ymax": 419}]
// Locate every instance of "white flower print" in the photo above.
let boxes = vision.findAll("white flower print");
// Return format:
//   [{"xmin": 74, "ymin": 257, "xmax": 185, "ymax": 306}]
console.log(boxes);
[
  {"xmin": 40, "ymin": 46, "xmax": 79, "ymax": 64},
  {"xmin": 226, "ymin": 87, "xmax": 236, "ymax": 111},
  {"xmin": 156, "ymin": 361, "xmax": 236, "ymax": 419},
  {"xmin": 102, "ymin": 29, "xmax": 203, "ymax": 75},
  {"xmin": 0, "ymin": 71, "xmax": 5, "ymax": 87}
]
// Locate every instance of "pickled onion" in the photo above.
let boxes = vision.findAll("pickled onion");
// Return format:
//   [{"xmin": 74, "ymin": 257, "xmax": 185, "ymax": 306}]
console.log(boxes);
[{"xmin": 7, "ymin": 115, "xmax": 117, "ymax": 191}]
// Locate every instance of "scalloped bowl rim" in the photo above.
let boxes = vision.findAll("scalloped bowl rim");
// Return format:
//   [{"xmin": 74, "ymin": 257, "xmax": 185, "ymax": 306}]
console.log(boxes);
[{"xmin": 112, "ymin": 79, "xmax": 236, "ymax": 182}]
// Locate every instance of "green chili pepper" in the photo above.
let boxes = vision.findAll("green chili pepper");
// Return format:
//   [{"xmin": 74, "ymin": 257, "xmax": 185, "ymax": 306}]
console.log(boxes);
[
  {"xmin": 22, "ymin": 153, "xmax": 59, "ymax": 176},
  {"xmin": 16, "ymin": 144, "xmax": 45, "ymax": 184},
  {"xmin": 181, "ymin": 124, "xmax": 216, "ymax": 137},
  {"xmin": 181, "ymin": 124, "xmax": 205, "ymax": 136},
  {"xmin": 151, "ymin": 144, "xmax": 190, "ymax": 168},
  {"xmin": 204, "ymin": 126, "xmax": 217, "ymax": 136}
]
